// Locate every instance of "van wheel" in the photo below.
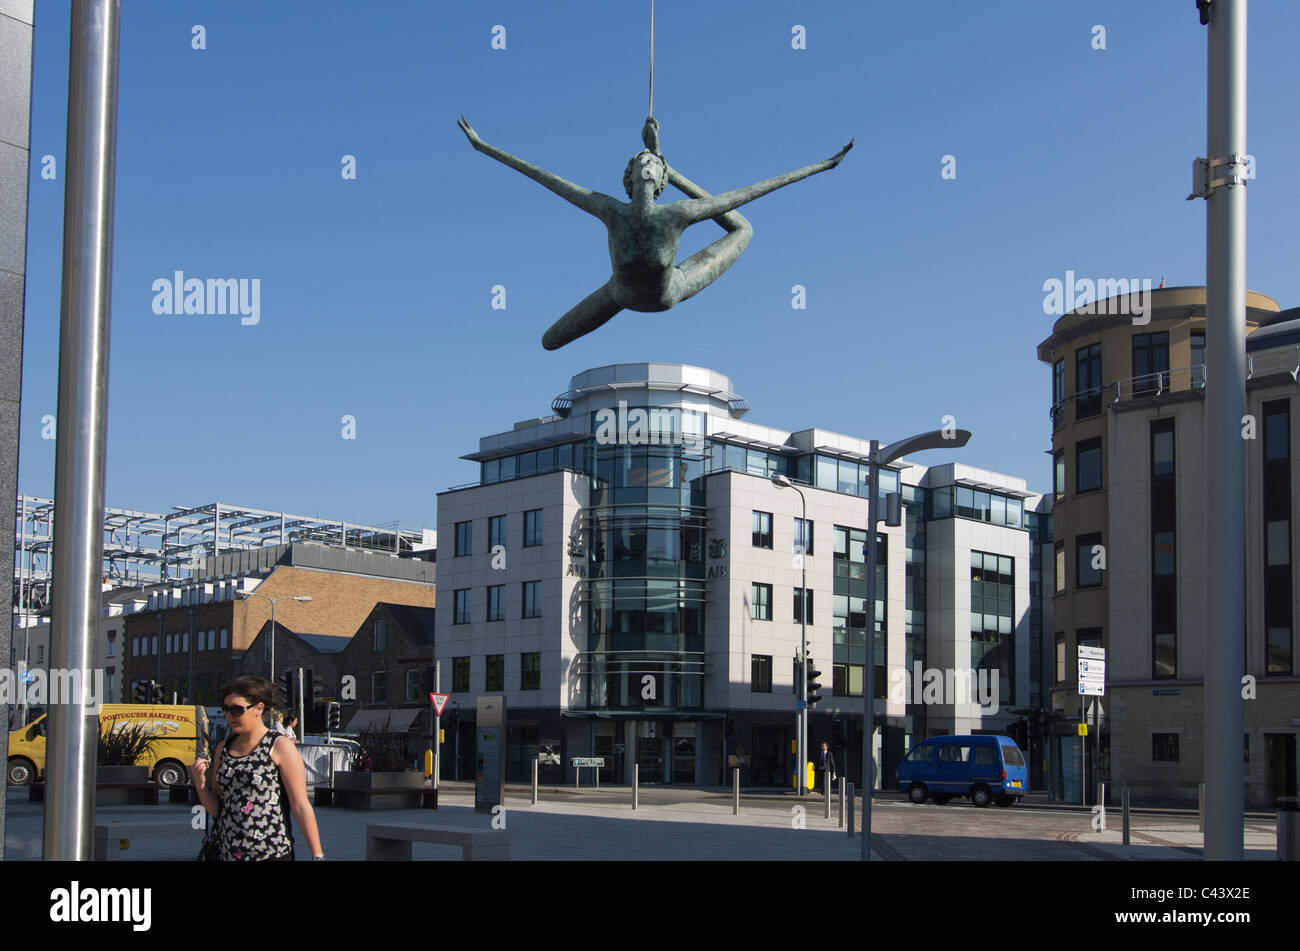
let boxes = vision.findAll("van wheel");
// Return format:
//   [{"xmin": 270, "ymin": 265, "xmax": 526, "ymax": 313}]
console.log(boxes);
[
  {"xmin": 932, "ymin": 794, "xmax": 952, "ymax": 805},
  {"xmin": 994, "ymin": 796, "xmax": 1014, "ymax": 807},
  {"xmin": 154, "ymin": 761, "xmax": 186, "ymax": 787},
  {"xmin": 907, "ymin": 783, "xmax": 928, "ymax": 804},
  {"xmin": 970, "ymin": 784, "xmax": 991, "ymax": 808},
  {"xmin": 7, "ymin": 758, "xmax": 36, "ymax": 786}
]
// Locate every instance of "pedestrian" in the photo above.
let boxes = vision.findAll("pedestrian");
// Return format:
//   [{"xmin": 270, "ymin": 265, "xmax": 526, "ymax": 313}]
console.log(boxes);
[
  {"xmin": 269, "ymin": 709, "xmax": 290, "ymax": 736},
  {"xmin": 816, "ymin": 741, "xmax": 837, "ymax": 795},
  {"xmin": 283, "ymin": 713, "xmax": 300, "ymax": 741},
  {"xmin": 190, "ymin": 676, "xmax": 325, "ymax": 861}
]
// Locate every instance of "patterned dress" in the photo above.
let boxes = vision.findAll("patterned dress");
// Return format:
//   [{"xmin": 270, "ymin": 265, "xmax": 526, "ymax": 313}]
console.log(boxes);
[{"xmin": 215, "ymin": 729, "xmax": 294, "ymax": 861}]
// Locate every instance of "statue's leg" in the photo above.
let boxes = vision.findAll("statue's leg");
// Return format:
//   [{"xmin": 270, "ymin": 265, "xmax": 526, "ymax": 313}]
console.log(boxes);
[
  {"xmin": 542, "ymin": 280, "xmax": 624, "ymax": 350},
  {"xmin": 667, "ymin": 170, "xmax": 753, "ymax": 304}
]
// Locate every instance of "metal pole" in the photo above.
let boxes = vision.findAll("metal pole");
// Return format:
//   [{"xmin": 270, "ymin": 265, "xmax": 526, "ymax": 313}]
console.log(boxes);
[
  {"xmin": 43, "ymin": 0, "xmax": 121, "ymax": 862},
  {"xmin": 296, "ymin": 666, "xmax": 305, "ymax": 743},
  {"xmin": 797, "ymin": 487, "xmax": 807, "ymax": 798},
  {"xmin": 824, "ymin": 768, "xmax": 831, "ymax": 819},
  {"xmin": 733, "ymin": 767, "xmax": 739, "ymax": 815},
  {"xmin": 1122, "ymin": 788, "xmax": 1131, "ymax": 846},
  {"xmin": 1203, "ymin": 0, "xmax": 1247, "ymax": 862},
  {"xmin": 433, "ymin": 660, "xmax": 440, "ymax": 789},
  {"xmin": 531, "ymin": 758, "xmax": 538, "ymax": 805},
  {"xmin": 860, "ymin": 441, "xmax": 879, "ymax": 861},
  {"xmin": 187, "ymin": 608, "xmax": 194, "ymax": 703},
  {"xmin": 633, "ymin": 763, "xmax": 639, "ymax": 810},
  {"xmin": 839, "ymin": 776, "xmax": 846, "ymax": 828},
  {"xmin": 847, "ymin": 782, "xmax": 855, "ymax": 838},
  {"xmin": 1199, "ymin": 781, "xmax": 1206, "ymax": 834},
  {"xmin": 269, "ymin": 601, "xmax": 276, "ymax": 683},
  {"xmin": 1081, "ymin": 696, "xmax": 1086, "ymax": 807}
]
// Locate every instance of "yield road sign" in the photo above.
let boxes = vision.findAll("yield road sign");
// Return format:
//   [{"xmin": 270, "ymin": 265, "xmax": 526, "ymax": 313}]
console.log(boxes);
[{"xmin": 430, "ymin": 693, "xmax": 450, "ymax": 716}]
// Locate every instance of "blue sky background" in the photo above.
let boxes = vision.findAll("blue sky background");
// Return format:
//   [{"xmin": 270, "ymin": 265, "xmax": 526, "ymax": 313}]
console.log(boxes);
[{"xmin": 18, "ymin": 0, "xmax": 1300, "ymax": 531}]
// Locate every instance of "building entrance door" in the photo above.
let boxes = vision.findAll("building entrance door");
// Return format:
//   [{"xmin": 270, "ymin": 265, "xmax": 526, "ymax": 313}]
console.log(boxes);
[
  {"xmin": 751, "ymin": 727, "xmax": 785, "ymax": 786},
  {"xmin": 671, "ymin": 724, "xmax": 695, "ymax": 784},
  {"xmin": 637, "ymin": 722, "xmax": 665, "ymax": 783},
  {"xmin": 1265, "ymin": 733, "xmax": 1298, "ymax": 805},
  {"xmin": 594, "ymin": 726, "xmax": 617, "ymax": 784}
]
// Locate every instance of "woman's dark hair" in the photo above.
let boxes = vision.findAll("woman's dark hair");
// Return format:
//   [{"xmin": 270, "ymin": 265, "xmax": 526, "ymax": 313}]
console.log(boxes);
[{"xmin": 223, "ymin": 675, "xmax": 277, "ymax": 710}]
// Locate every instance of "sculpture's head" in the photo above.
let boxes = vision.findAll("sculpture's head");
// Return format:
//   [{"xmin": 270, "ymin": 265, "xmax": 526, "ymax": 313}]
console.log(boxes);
[{"xmin": 624, "ymin": 149, "xmax": 668, "ymax": 199}]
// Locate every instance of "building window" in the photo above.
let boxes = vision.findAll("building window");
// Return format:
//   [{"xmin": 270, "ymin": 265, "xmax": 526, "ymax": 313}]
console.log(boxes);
[
  {"xmin": 751, "ymin": 583, "xmax": 773, "ymax": 621},
  {"xmin": 1076, "ymin": 438, "xmax": 1102, "ymax": 494},
  {"xmin": 794, "ymin": 518, "xmax": 814, "ymax": 556},
  {"xmin": 971, "ymin": 550, "xmax": 1014, "ymax": 704},
  {"xmin": 488, "ymin": 514, "xmax": 507, "ymax": 551},
  {"xmin": 181, "ymin": 632, "xmax": 188, "ymax": 652},
  {"xmin": 36, "ymin": 645, "xmax": 44, "ymax": 663},
  {"xmin": 453, "ymin": 656, "xmax": 470, "ymax": 692},
  {"xmin": 405, "ymin": 669, "xmax": 420, "ymax": 702},
  {"xmin": 752, "ymin": 510, "xmax": 773, "ymax": 549},
  {"xmin": 486, "ymin": 654, "xmax": 505, "ymax": 692},
  {"xmin": 372, "ymin": 672, "xmax": 387, "ymax": 705},
  {"xmin": 522, "ymin": 509, "xmax": 543, "ymax": 547},
  {"xmin": 1053, "ymin": 358, "xmax": 1065, "ymax": 417},
  {"xmin": 1152, "ymin": 733, "xmax": 1179, "ymax": 762},
  {"xmin": 1055, "ymin": 633, "xmax": 1065, "ymax": 683},
  {"xmin": 208, "ymin": 629, "xmax": 215, "ymax": 651},
  {"xmin": 832, "ymin": 662, "xmax": 864, "ymax": 697},
  {"xmin": 1054, "ymin": 543, "xmax": 1065, "ymax": 594},
  {"xmin": 453, "ymin": 589, "xmax": 471, "ymax": 625},
  {"xmin": 487, "ymin": 585, "xmax": 505, "ymax": 622},
  {"xmin": 793, "ymin": 588, "xmax": 813, "ymax": 624},
  {"xmin": 522, "ymin": 581, "xmax": 541, "ymax": 618},
  {"xmin": 1076, "ymin": 533, "xmax": 1103, "ymax": 588},
  {"xmin": 521, "ymin": 652, "xmax": 541, "ymax": 691},
  {"xmin": 454, "ymin": 520, "xmax": 473, "ymax": 557},
  {"xmin": 374, "ymin": 618, "xmax": 387, "ymax": 652},
  {"xmin": 106, "ymin": 633, "xmax": 116, "ymax": 658},
  {"xmin": 751, "ymin": 655, "xmax": 772, "ymax": 692},
  {"xmin": 1151, "ymin": 418, "xmax": 1177, "ymax": 679},
  {"xmin": 1132, "ymin": 331, "xmax": 1170, "ymax": 395},
  {"xmin": 151, "ymin": 636, "xmax": 157, "ymax": 656},
  {"xmin": 1075, "ymin": 343, "xmax": 1102, "ymax": 418},
  {"xmin": 1263, "ymin": 399, "xmax": 1292, "ymax": 674},
  {"xmin": 1053, "ymin": 451, "xmax": 1065, "ymax": 500},
  {"xmin": 1191, "ymin": 331, "xmax": 1205, "ymax": 388},
  {"xmin": 219, "ymin": 628, "xmax": 228, "ymax": 649}
]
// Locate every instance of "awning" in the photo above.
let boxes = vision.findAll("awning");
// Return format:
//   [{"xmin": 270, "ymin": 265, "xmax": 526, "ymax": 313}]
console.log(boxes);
[{"xmin": 343, "ymin": 708, "xmax": 421, "ymax": 733}]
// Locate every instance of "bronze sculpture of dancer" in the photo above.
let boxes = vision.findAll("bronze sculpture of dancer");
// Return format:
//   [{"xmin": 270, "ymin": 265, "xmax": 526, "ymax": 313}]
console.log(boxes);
[{"xmin": 457, "ymin": 114, "xmax": 853, "ymax": 350}]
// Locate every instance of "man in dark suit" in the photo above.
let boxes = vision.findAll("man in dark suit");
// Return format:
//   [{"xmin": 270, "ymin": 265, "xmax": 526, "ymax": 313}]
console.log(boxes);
[{"xmin": 816, "ymin": 742, "xmax": 837, "ymax": 795}]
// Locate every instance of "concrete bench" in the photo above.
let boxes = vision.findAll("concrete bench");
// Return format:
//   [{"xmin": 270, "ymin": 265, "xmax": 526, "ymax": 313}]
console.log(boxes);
[
  {"xmin": 365, "ymin": 823, "xmax": 508, "ymax": 861},
  {"xmin": 321, "ymin": 787, "xmax": 438, "ymax": 810},
  {"xmin": 30, "ymin": 781, "xmax": 160, "ymax": 806},
  {"xmin": 94, "ymin": 821, "xmax": 202, "ymax": 861}
]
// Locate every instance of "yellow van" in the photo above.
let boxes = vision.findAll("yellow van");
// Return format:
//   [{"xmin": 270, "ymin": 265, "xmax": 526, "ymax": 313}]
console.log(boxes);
[{"xmin": 6, "ymin": 704, "xmax": 208, "ymax": 788}]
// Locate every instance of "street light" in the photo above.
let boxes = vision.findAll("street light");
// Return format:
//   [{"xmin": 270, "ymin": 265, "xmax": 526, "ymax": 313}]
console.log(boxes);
[
  {"xmin": 239, "ymin": 592, "xmax": 312, "ymax": 683},
  {"xmin": 859, "ymin": 427, "xmax": 971, "ymax": 862},
  {"xmin": 771, "ymin": 473, "xmax": 809, "ymax": 796}
]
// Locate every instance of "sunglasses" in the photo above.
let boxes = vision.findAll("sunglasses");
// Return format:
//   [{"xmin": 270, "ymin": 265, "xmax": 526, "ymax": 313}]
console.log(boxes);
[{"xmin": 222, "ymin": 703, "xmax": 260, "ymax": 717}]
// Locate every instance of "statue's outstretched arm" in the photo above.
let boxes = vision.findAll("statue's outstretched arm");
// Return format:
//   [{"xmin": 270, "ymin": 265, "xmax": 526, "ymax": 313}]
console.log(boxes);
[
  {"xmin": 458, "ymin": 116, "xmax": 620, "ymax": 222},
  {"xmin": 676, "ymin": 139, "xmax": 854, "ymax": 226}
]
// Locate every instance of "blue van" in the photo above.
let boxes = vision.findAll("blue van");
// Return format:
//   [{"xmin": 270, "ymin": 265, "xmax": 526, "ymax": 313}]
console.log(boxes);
[{"xmin": 895, "ymin": 735, "xmax": 1028, "ymax": 807}]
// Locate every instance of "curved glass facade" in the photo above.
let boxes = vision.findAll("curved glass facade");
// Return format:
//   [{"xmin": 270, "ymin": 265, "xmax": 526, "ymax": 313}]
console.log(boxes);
[{"xmin": 583, "ymin": 410, "xmax": 708, "ymax": 711}]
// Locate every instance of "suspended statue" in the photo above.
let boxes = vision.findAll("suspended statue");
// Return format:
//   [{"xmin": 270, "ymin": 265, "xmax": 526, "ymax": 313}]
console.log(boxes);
[{"xmin": 457, "ymin": 114, "xmax": 854, "ymax": 349}]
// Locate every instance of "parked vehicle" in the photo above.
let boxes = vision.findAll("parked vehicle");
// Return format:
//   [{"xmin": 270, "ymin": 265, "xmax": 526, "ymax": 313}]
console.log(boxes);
[
  {"xmin": 7, "ymin": 704, "xmax": 209, "ymax": 787},
  {"xmin": 895, "ymin": 734, "xmax": 1027, "ymax": 807}
]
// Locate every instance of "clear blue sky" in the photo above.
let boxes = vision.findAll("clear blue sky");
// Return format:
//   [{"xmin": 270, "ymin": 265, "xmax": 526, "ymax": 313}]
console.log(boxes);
[{"xmin": 18, "ymin": 0, "xmax": 1300, "ymax": 530}]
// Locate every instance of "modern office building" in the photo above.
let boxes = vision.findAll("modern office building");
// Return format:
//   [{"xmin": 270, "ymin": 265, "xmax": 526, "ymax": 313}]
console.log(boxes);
[
  {"xmin": 436, "ymin": 363, "xmax": 1052, "ymax": 788},
  {"xmin": 1039, "ymin": 285, "xmax": 1300, "ymax": 807}
]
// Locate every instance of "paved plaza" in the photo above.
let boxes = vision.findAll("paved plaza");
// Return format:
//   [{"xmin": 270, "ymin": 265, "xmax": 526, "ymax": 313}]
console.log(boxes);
[{"xmin": 3, "ymin": 785, "xmax": 1282, "ymax": 861}]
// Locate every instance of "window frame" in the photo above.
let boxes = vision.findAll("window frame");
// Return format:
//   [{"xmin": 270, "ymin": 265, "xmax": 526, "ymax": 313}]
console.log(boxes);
[
  {"xmin": 751, "ymin": 582, "xmax": 773, "ymax": 621},
  {"xmin": 1075, "ymin": 437, "xmax": 1102, "ymax": 494},
  {"xmin": 523, "ymin": 509, "xmax": 543, "ymax": 547},
  {"xmin": 454, "ymin": 520, "xmax": 473, "ymax": 557},
  {"xmin": 752, "ymin": 510, "xmax": 773, "ymax": 549},
  {"xmin": 750, "ymin": 654, "xmax": 773, "ymax": 693}
]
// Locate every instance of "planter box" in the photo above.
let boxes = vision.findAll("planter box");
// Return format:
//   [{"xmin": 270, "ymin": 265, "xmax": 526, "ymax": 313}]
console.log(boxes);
[
  {"xmin": 94, "ymin": 766, "xmax": 157, "ymax": 806},
  {"xmin": 96, "ymin": 766, "xmax": 149, "ymax": 785},
  {"xmin": 332, "ymin": 770, "xmax": 426, "ymax": 810}
]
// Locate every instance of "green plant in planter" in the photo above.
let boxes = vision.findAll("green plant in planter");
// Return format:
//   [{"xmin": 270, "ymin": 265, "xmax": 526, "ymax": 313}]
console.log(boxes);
[
  {"xmin": 96, "ymin": 721, "xmax": 160, "ymax": 767},
  {"xmin": 353, "ymin": 717, "xmax": 422, "ymax": 772}
]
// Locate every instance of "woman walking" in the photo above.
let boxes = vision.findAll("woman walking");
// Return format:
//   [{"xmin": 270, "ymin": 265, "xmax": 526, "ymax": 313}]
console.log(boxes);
[{"xmin": 192, "ymin": 675, "xmax": 324, "ymax": 860}]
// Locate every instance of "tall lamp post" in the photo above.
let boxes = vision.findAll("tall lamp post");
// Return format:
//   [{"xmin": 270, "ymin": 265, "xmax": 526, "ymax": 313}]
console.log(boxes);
[
  {"xmin": 772, "ymin": 474, "xmax": 809, "ymax": 796},
  {"xmin": 859, "ymin": 427, "xmax": 971, "ymax": 862},
  {"xmin": 239, "ymin": 593, "xmax": 312, "ymax": 683}
]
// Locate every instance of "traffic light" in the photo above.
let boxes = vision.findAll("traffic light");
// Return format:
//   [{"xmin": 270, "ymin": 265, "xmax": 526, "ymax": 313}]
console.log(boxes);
[
  {"xmin": 150, "ymin": 681, "xmax": 163, "ymax": 703},
  {"xmin": 301, "ymin": 669, "xmax": 314, "ymax": 706},
  {"xmin": 326, "ymin": 701, "xmax": 342, "ymax": 731},
  {"xmin": 831, "ymin": 717, "xmax": 846, "ymax": 746},
  {"xmin": 133, "ymin": 680, "xmax": 148, "ymax": 703},
  {"xmin": 278, "ymin": 669, "xmax": 297, "ymax": 706},
  {"xmin": 806, "ymin": 658, "xmax": 824, "ymax": 705}
]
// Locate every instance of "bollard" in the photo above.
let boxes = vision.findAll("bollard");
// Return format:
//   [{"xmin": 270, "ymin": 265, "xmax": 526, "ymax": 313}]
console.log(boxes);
[
  {"xmin": 824, "ymin": 770, "xmax": 832, "ymax": 819},
  {"xmin": 633, "ymin": 763, "xmax": 639, "ymax": 811},
  {"xmin": 1122, "ymin": 788, "xmax": 1130, "ymax": 846},
  {"xmin": 1198, "ymin": 782, "xmax": 1205, "ymax": 834},
  {"xmin": 1279, "ymin": 798, "xmax": 1299, "ymax": 861},
  {"xmin": 531, "ymin": 758, "xmax": 538, "ymax": 805},
  {"xmin": 733, "ymin": 768, "xmax": 740, "ymax": 815},
  {"xmin": 847, "ymin": 782, "xmax": 855, "ymax": 838},
  {"xmin": 575, "ymin": 764, "xmax": 580, "ymax": 790},
  {"xmin": 595, "ymin": 764, "xmax": 600, "ymax": 790},
  {"xmin": 838, "ymin": 776, "xmax": 846, "ymax": 828}
]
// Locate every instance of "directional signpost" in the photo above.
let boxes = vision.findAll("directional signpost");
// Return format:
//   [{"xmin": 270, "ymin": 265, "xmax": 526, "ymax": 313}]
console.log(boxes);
[{"xmin": 1077, "ymin": 646, "xmax": 1105, "ymax": 806}]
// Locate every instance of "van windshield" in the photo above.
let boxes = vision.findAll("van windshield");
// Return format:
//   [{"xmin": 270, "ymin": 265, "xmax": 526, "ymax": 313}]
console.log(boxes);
[{"xmin": 1001, "ymin": 743, "xmax": 1025, "ymax": 767}]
